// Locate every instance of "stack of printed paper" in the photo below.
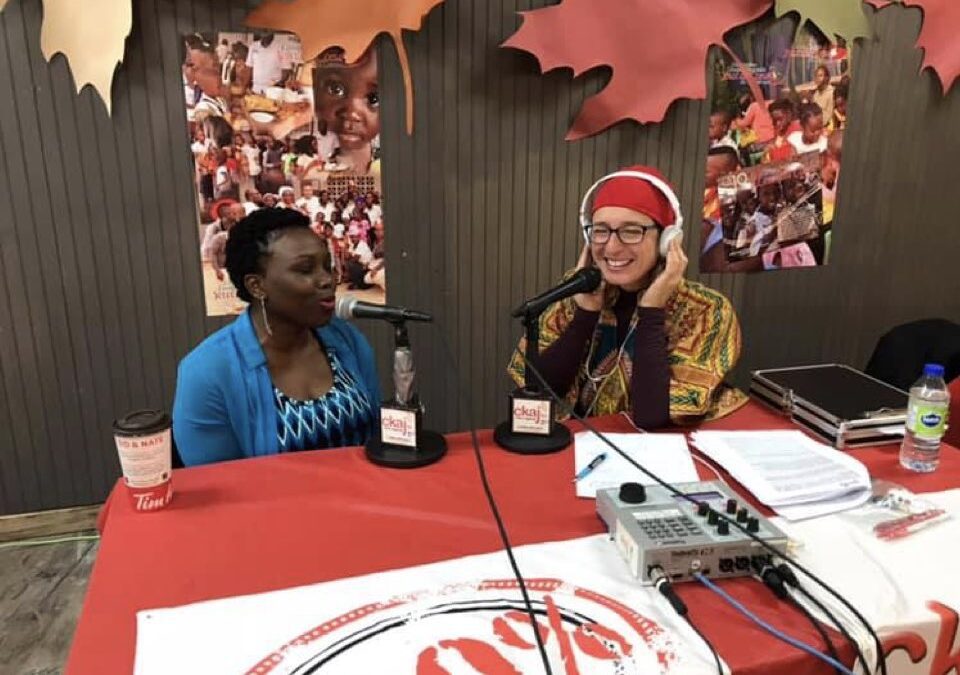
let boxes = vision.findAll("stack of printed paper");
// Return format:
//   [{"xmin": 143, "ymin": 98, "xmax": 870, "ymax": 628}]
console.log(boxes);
[{"xmin": 691, "ymin": 430, "xmax": 872, "ymax": 521}]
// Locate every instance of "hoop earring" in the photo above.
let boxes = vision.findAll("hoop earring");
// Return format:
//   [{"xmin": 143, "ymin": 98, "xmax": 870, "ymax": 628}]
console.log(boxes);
[{"xmin": 259, "ymin": 296, "xmax": 273, "ymax": 337}]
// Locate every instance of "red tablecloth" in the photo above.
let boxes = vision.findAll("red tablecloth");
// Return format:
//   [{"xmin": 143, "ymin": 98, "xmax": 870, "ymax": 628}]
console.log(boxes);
[{"xmin": 66, "ymin": 403, "xmax": 960, "ymax": 674}]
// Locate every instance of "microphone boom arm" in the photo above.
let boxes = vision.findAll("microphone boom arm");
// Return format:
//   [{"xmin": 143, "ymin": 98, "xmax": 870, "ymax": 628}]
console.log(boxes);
[{"xmin": 521, "ymin": 309, "xmax": 541, "ymax": 395}]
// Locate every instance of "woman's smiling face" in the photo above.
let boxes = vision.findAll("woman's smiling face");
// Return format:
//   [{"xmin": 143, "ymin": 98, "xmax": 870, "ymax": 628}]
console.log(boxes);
[{"xmin": 588, "ymin": 206, "xmax": 660, "ymax": 292}]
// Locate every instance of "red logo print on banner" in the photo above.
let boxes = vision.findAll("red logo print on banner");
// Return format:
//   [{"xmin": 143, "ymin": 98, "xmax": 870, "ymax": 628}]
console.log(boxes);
[
  {"xmin": 416, "ymin": 594, "xmax": 639, "ymax": 674},
  {"xmin": 246, "ymin": 578, "xmax": 685, "ymax": 674},
  {"xmin": 883, "ymin": 601, "xmax": 960, "ymax": 674}
]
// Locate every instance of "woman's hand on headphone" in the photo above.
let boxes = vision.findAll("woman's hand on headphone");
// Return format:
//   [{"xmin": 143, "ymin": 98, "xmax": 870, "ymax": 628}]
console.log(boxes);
[
  {"xmin": 574, "ymin": 243, "xmax": 605, "ymax": 312},
  {"xmin": 640, "ymin": 236, "xmax": 687, "ymax": 308}
]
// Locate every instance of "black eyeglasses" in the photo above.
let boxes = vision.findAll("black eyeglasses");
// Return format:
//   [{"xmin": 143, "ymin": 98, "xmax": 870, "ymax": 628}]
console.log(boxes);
[{"xmin": 584, "ymin": 224, "xmax": 656, "ymax": 245}]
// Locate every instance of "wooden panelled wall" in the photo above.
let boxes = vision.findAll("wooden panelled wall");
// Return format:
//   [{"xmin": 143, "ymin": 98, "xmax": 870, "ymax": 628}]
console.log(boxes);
[{"xmin": 0, "ymin": 0, "xmax": 957, "ymax": 515}]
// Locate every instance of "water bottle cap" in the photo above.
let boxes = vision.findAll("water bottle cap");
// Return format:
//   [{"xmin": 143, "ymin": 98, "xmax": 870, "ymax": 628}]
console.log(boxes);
[{"xmin": 923, "ymin": 363, "xmax": 945, "ymax": 378}]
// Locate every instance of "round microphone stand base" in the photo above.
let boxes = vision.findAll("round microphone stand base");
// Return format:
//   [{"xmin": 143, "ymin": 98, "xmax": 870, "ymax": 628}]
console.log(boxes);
[
  {"xmin": 365, "ymin": 430, "xmax": 447, "ymax": 468},
  {"xmin": 493, "ymin": 421, "xmax": 571, "ymax": 455}
]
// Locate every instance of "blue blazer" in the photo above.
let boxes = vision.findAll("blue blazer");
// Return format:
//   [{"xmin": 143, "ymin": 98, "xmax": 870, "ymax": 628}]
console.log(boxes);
[{"xmin": 172, "ymin": 311, "xmax": 381, "ymax": 466}]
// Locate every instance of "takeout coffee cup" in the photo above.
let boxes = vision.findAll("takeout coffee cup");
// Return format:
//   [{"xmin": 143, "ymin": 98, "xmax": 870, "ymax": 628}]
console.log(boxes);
[{"xmin": 112, "ymin": 410, "xmax": 174, "ymax": 512}]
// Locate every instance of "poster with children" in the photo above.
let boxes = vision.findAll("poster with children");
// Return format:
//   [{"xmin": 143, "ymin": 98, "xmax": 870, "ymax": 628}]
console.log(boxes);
[
  {"xmin": 700, "ymin": 13, "xmax": 848, "ymax": 273},
  {"xmin": 181, "ymin": 32, "xmax": 387, "ymax": 316}
]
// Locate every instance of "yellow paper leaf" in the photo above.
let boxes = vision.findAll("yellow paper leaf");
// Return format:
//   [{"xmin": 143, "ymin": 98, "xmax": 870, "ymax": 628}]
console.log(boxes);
[
  {"xmin": 39, "ymin": 0, "xmax": 132, "ymax": 113},
  {"xmin": 775, "ymin": 0, "xmax": 872, "ymax": 42}
]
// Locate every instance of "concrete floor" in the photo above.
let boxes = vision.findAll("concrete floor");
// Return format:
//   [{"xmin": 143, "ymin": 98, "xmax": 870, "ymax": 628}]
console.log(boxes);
[{"xmin": 0, "ymin": 536, "xmax": 98, "ymax": 675}]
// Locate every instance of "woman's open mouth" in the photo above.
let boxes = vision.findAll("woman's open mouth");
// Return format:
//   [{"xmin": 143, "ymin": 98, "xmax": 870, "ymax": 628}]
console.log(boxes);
[{"xmin": 603, "ymin": 258, "xmax": 634, "ymax": 271}]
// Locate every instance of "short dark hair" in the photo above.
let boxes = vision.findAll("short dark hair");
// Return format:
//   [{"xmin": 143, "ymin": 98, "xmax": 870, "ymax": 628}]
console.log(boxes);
[
  {"xmin": 769, "ymin": 98, "xmax": 794, "ymax": 116},
  {"xmin": 708, "ymin": 145, "xmax": 740, "ymax": 165},
  {"xmin": 707, "ymin": 145, "xmax": 740, "ymax": 161},
  {"xmin": 710, "ymin": 108, "xmax": 732, "ymax": 124},
  {"xmin": 798, "ymin": 101, "xmax": 823, "ymax": 126},
  {"xmin": 225, "ymin": 208, "xmax": 311, "ymax": 303},
  {"xmin": 834, "ymin": 83, "xmax": 849, "ymax": 101}
]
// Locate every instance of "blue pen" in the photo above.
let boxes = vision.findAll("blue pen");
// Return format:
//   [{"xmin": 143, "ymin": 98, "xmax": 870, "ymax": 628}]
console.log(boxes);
[{"xmin": 573, "ymin": 452, "xmax": 608, "ymax": 482}]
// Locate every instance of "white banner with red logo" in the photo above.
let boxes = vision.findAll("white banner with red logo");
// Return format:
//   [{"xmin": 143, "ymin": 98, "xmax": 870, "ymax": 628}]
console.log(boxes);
[
  {"xmin": 773, "ymin": 488, "xmax": 960, "ymax": 674},
  {"xmin": 134, "ymin": 535, "xmax": 724, "ymax": 675}
]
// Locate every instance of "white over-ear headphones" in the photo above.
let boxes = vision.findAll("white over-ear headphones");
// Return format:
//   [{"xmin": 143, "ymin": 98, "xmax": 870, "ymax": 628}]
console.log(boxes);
[{"xmin": 579, "ymin": 170, "xmax": 684, "ymax": 258}]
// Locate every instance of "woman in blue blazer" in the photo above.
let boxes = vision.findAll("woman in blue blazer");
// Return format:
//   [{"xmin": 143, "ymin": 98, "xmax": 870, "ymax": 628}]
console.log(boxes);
[{"xmin": 173, "ymin": 208, "xmax": 381, "ymax": 466}]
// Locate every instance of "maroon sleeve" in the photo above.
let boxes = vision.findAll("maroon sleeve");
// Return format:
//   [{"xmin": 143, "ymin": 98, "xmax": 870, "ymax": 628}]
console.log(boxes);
[
  {"xmin": 529, "ymin": 308, "xmax": 599, "ymax": 397},
  {"xmin": 630, "ymin": 307, "xmax": 671, "ymax": 429}
]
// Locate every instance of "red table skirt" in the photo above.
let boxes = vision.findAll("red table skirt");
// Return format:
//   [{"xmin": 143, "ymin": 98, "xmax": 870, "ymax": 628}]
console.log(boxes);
[{"xmin": 67, "ymin": 402, "xmax": 960, "ymax": 674}]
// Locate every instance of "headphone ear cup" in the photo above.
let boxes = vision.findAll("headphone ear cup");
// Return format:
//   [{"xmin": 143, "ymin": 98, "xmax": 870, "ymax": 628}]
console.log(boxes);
[{"xmin": 659, "ymin": 225, "xmax": 682, "ymax": 257}]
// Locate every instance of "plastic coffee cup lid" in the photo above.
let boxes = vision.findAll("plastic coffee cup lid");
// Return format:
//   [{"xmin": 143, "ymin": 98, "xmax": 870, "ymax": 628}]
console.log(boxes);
[{"xmin": 113, "ymin": 409, "xmax": 172, "ymax": 437}]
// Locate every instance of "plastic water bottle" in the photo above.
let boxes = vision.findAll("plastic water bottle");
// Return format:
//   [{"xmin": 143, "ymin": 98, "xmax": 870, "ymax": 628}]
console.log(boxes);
[{"xmin": 899, "ymin": 363, "xmax": 950, "ymax": 473}]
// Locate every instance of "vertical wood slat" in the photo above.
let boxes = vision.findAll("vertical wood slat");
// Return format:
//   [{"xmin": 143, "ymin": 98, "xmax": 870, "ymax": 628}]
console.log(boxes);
[
  {"xmin": 0, "ymin": 0, "xmax": 958, "ymax": 515},
  {"xmin": 0, "ymin": 0, "xmax": 76, "ymax": 509},
  {"xmin": 18, "ymin": 0, "xmax": 102, "ymax": 502}
]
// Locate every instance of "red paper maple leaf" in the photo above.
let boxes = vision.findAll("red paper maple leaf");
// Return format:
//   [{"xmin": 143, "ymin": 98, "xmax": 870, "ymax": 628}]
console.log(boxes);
[
  {"xmin": 502, "ymin": 0, "xmax": 774, "ymax": 140},
  {"xmin": 866, "ymin": 0, "xmax": 960, "ymax": 93},
  {"xmin": 246, "ymin": 0, "xmax": 445, "ymax": 133}
]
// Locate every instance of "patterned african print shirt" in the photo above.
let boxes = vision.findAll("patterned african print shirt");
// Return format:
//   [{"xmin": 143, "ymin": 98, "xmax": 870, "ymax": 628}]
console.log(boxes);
[{"xmin": 508, "ymin": 278, "xmax": 747, "ymax": 422}]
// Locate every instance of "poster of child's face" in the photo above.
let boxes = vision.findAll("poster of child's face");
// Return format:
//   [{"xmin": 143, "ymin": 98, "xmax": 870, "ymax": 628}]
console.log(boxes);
[
  {"xmin": 313, "ymin": 47, "xmax": 381, "ymax": 169},
  {"xmin": 700, "ymin": 12, "xmax": 851, "ymax": 273},
  {"xmin": 180, "ymin": 32, "xmax": 386, "ymax": 316}
]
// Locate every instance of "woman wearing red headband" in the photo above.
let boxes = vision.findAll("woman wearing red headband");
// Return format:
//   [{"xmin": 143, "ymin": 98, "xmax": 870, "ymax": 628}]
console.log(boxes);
[{"xmin": 509, "ymin": 165, "xmax": 746, "ymax": 428}]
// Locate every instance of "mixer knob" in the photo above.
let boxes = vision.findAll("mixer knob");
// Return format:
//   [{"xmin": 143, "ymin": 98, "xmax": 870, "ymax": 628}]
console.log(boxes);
[{"xmin": 619, "ymin": 482, "xmax": 647, "ymax": 504}]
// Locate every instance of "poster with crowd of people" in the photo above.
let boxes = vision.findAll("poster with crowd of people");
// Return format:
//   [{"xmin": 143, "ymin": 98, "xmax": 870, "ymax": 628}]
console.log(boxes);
[
  {"xmin": 182, "ymin": 31, "xmax": 386, "ymax": 316},
  {"xmin": 700, "ymin": 14, "xmax": 850, "ymax": 273}
]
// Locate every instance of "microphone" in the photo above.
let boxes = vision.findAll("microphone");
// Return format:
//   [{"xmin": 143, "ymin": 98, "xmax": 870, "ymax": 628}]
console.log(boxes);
[
  {"xmin": 336, "ymin": 295, "xmax": 433, "ymax": 323},
  {"xmin": 511, "ymin": 266, "xmax": 601, "ymax": 317}
]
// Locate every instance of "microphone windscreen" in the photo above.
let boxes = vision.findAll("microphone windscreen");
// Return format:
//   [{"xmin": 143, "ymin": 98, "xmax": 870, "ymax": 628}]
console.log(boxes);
[
  {"xmin": 578, "ymin": 266, "xmax": 602, "ymax": 292},
  {"xmin": 335, "ymin": 295, "xmax": 356, "ymax": 321}
]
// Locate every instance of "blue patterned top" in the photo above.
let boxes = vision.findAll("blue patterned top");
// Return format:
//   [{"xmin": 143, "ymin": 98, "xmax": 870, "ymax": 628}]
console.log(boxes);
[{"xmin": 274, "ymin": 345, "xmax": 377, "ymax": 452}]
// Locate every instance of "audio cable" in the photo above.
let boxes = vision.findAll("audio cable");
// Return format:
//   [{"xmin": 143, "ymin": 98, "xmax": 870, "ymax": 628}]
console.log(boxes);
[
  {"xmin": 776, "ymin": 563, "xmax": 871, "ymax": 674},
  {"xmin": 694, "ymin": 572, "xmax": 855, "ymax": 674},
  {"xmin": 755, "ymin": 561, "xmax": 843, "ymax": 673},
  {"xmin": 516, "ymin": 348, "xmax": 887, "ymax": 675},
  {"xmin": 435, "ymin": 329, "xmax": 553, "ymax": 674},
  {"xmin": 650, "ymin": 566, "xmax": 724, "ymax": 675}
]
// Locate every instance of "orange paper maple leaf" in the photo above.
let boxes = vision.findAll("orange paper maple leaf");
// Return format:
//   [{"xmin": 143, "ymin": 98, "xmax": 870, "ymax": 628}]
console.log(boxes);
[
  {"xmin": 503, "ymin": 0, "xmax": 774, "ymax": 140},
  {"xmin": 246, "ymin": 0, "xmax": 445, "ymax": 133},
  {"xmin": 866, "ymin": 0, "xmax": 960, "ymax": 93}
]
